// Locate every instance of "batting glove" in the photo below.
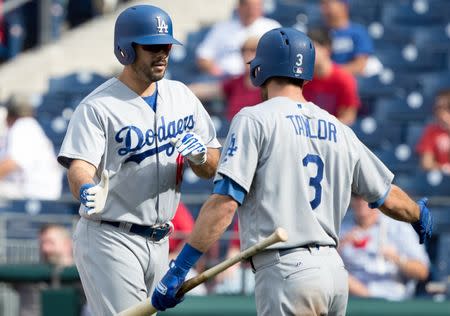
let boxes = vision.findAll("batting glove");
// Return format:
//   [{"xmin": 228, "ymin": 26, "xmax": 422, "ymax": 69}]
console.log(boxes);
[
  {"xmin": 79, "ymin": 170, "xmax": 109, "ymax": 215},
  {"xmin": 171, "ymin": 132, "xmax": 207, "ymax": 165},
  {"xmin": 151, "ymin": 260, "xmax": 187, "ymax": 311},
  {"xmin": 152, "ymin": 243, "xmax": 203, "ymax": 311},
  {"xmin": 411, "ymin": 198, "xmax": 433, "ymax": 244}
]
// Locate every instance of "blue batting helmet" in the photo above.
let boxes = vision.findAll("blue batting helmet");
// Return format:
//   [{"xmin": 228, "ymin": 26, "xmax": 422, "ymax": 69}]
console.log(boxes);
[
  {"xmin": 249, "ymin": 27, "xmax": 315, "ymax": 87},
  {"xmin": 114, "ymin": 5, "xmax": 182, "ymax": 65}
]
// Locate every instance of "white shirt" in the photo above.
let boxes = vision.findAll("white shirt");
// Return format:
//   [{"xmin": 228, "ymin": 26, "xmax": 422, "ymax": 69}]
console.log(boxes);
[
  {"xmin": 196, "ymin": 17, "xmax": 280, "ymax": 76},
  {"xmin": 0, "ymin": 117, "xmax": 62, "ymax": 200},
  {"xmin": 340, "ymin": 213, "xmax": 430, "ymax": 301}
]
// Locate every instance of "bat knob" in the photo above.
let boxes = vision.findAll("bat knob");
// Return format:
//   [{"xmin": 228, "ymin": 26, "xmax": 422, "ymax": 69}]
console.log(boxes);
[{"xmin": 274, "ymin": 227, "xmax": 288, "ymax": 242}]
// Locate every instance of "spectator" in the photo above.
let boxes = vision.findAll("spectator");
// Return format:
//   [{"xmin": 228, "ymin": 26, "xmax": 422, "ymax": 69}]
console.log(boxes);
[
  {"xmin": 196, "ymin": 0, "xmax": 280, "ymax": 77},
  {"xmin": 320, "ymin": 0, "xmax": 380, "ymax": 77},
  {"xmin": 190, "ymin": 36, "xmax": 262, "ymax": 121},
  {"xmin": 14, "ymin": 224, "xmax": 76, "ymax": 316},
  {"xmin": 170, "ymin": 202, "xmax": 207, "ymax": 295},
  {"xmin": 416, "ymin": 89, "xmax": 450, "ymax": 174},
  {"xmin": 303, "ymin": 28, "xmax": 360, "ymax": 125},
  {"xmin": 39, "ymin": 224, "xmax": 74, "ymax": 266},
  {"xmin": 339, "ymin": 196, "xmax": 430, "ymax": 301},
  {"xmin": 0, "ymin": 94, "xmax": 62, "ymax": 200}
]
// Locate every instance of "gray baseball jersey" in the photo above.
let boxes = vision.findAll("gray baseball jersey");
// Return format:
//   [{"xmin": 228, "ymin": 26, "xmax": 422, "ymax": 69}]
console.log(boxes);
[
  {"xmin": 216, "ymin": 96, "xmax": 393, "ymax": 250},
  {"xmin": 58, "ymin": 78, "xmax": 221, "ymax": 225}
]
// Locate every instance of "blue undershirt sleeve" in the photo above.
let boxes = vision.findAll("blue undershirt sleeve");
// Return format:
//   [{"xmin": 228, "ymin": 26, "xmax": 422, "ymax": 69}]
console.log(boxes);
[{"xmin": 213, "ymin": 175, "xmax": 247, "ymax": 205}]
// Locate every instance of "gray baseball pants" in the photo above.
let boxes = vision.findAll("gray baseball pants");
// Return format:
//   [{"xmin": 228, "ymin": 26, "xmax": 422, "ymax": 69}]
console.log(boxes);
[
  {"xmin": 73, "ymin": 217, "xmax": 169, "ymax": 315},
  {"xmin": 252, "ymin": 246, "xmax": 348, "ymax": 316}
]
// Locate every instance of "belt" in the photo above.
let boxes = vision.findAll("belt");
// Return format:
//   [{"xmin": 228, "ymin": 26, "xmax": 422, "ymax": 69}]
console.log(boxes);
[
  {"xmin": 249, "ymin": 244, "xmax": 336, "ymax": 271},
  {"xmin": 100, "ymin": 220, "xmax": 172, "ymax": 241},
  {"xmin": 279, "ymin": 244, "xmax": 336, "ymax": 256}
]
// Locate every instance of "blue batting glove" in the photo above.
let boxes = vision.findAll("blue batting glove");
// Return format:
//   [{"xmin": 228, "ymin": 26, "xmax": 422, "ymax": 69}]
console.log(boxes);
[
  {"xmin": 411, "ymin": 198, "xmax": 433, "ymax": 244},
  {"xmin": 152, "ymin": 243, "xmax": 203, "ymax": 311},
  {"xmin": 151, "ymin": 260, "xmax": 188, "ymax": 311},
  {"xmin": 79, "ymin": 183, "xmax": 95, "ymax": 208}
]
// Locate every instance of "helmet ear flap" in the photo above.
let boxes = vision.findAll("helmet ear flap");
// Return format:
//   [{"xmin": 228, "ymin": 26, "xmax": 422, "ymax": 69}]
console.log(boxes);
[{"xmin": 115, "ymin": 42, "xmax": 136, "ymax": 65}]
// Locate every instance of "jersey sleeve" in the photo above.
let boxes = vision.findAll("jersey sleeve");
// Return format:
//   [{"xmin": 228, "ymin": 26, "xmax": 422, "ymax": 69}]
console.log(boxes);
[
  {"xmin": 351, "ymin": 132, "xmax": 394, "ymax": 207},
  {"xmin": 57, "ymin": 103, "xmax": 106, "ymax": 169},
  {"xmin": 213, "ymin": 176, "xmax": 247, "ymax": 205},
  {"xmin": 214, "ymin": 114, "xmax": 262, "ymax": 192},
  {"xmin": 192, "ymin": 92, "xmax": 221, "ymax": 149}
]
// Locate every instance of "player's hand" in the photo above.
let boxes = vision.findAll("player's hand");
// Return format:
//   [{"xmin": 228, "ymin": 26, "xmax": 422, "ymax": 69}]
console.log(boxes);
[
  {"xmin": 411, "ymin": 198, "xmax": 433, "ymax": 244},
  {"xmin": 79, "ymin": 170, "xmax": 109, "ymax": 215},
  {"xmin": 151, "ymin": 260, "xmax": 188, "ymax": 311},
  {"xmin": 171, "ymin": 132, "xmax": 207, "ymax": 165}
]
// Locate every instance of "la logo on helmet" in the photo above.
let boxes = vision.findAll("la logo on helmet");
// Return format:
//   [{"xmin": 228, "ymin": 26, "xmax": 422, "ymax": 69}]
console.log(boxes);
[{"xmin": 156, "ymin": 16, "xmax": 168, "ymax": 33}]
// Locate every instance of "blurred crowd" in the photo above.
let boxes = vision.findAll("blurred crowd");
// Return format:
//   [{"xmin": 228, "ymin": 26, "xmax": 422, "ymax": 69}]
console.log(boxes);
[
  {"xmin": 0, "ymin": 0, "xmax": 449, "ymax": 309},
  {"xmin": 0, "ymin": 0, "xmax": 131, "ymax": 63}
]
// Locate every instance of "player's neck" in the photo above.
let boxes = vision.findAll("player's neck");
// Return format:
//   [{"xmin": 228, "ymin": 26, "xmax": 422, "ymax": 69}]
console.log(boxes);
[
  {"xmin": 267, "ymin": 82, "xmax": 307, "ymax": 103},
  {"xmin": 118, "ymin": 68, "xmax": 157, "ymax": 97}
]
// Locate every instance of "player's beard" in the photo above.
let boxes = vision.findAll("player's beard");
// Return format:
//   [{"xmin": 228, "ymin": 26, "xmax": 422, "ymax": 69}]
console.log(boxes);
[{"xmin": 132, "ymin": 60, "xmax": 167, "ymax": 84}]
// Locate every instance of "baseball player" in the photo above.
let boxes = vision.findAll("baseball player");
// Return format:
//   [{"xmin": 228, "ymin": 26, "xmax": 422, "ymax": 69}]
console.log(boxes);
[
  {"xmin": 57, "ymin": 5, "xmax": 220, "ymax": 315},
  {"xmin": 151, "ymin": 28, "xmax": 433, "ymax": 315}
]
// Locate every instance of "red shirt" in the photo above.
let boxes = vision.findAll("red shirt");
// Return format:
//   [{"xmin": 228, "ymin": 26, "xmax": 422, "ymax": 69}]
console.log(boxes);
[
  {"xmin": 169, "ymin": 202, "xmax": 194, "ymax": 252},
  {"xmin": 416, "ymin": 123, "xmax": 450, "ymax": 166},
  {"xmin": 230, "ymin": 219, "xmax": 240, "ymax": 249},
  {"xmin": 222, "ymin": 74, "xmax": 262, "ymax": 121},
  {"xmin": 303, "ymin": 63, "xmax": 360, "ymax": 116}
]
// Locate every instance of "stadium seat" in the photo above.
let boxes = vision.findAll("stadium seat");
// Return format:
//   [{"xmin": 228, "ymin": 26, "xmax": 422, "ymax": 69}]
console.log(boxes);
[
  {"xmin": 405, "ymin": 123, "xmax": 427, "ymax": 148},
  {"xmin": 267, "ymin": 2, "xmax": 321, "ymax": 27},
  {"xmin": 374, "ymin": 95, "xmax": 433, "ymax": 122},
  {"xmin": 36, "ymin": 94, "xmax": 67, "ymax": 118},
  {"xmin": 382, "ymin": 1, "xmax": 449, "ymax": 27},
  {"xmin": 210, "ymin": 115, "xmax": 231, "ymax": 139},
  {"xmin": 38, "ymin": 116, "xmax": 68, "ymax": 151},
  {"xmin": 350, "ymin": 1, "xmax": 379, "ymax": 24},
  {"xmin": 351, "ymin": 117, "xmax": 402, "ymax": 150},
  {"xmin": 369, "ymin": 23, "xmax": 414, "ymax": 48},
  {"xmin": 168, "ymin": 27, "xmax": 212, "ymax": 83},
  {"xmin": 432, "ymin": 208, "xmax": 450, "ymax": 234},
  {"xmin": 413, "ymin": 25, "xmax": 450, "ymax": 51},
  {"xmin": 374, "ymin": 144, "xmax": 418, "ymax": 174},
  {"xmin": 2, "ymin": 7, "xmax": 26, "ymax": 59},
  {"xmin": 435, "ymin": 233, "xmax": 450, "ymax": 281},
  {"xmin": 48, "ymin": 72, "xmax": 107, "ymax": 94},
  {"xmin": 419, "ymin": 71, "xmax": 450, "ymax": 101},
  {"xmin": 357, "ymin": 71, "xmax": 400, "ymax": 100},
  {"xmin": 394, "ymin": 171, "xmax": 450, "ymax": 197},
  {"xmin": 0, "ymin": 199, "xmax": 79, "ymax": 216},
  {"xmin": 376, "ymin": 47, "xmax": 447, "ymax": 73}
]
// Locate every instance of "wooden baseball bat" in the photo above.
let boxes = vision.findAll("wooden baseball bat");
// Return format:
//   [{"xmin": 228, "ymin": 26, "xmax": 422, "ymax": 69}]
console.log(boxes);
[{"xmin": 117, "ymin": 227, "xmax": 288, "ymax": 316}]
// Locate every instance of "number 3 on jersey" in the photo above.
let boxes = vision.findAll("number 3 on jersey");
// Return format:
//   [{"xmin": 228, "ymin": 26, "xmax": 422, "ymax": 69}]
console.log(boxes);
[{"xmin": 302, "ymin": 154, "xmax": 324, "ymax": 210}]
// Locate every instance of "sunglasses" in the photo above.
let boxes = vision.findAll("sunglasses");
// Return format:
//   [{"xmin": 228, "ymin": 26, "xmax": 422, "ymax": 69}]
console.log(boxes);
[{"xmin": 140, "ymin": 44, "xmax": 172, "ymax": 53}]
